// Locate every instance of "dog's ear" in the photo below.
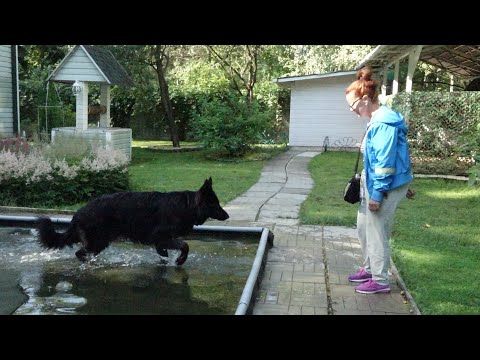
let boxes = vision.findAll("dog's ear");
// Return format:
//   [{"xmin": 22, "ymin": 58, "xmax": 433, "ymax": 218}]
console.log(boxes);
[{"xmin": 201, "ymin": 178, "xmax": 212, "ymax": 191}]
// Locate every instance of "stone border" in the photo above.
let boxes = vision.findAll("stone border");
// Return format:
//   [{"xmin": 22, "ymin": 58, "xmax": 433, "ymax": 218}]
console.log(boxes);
[
  {"xmin": 143, "ymin": 145, "xmax": 203, "ymax": 153},
  {"xmin": 414, "ymin": 174, "xmax": 468, "ymax": 181}
]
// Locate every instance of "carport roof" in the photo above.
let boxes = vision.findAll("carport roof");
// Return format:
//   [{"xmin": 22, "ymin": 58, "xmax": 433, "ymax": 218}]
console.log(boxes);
[{"xmin": 358, "ymin": 45, "xmax": 480, "ymax": 80}]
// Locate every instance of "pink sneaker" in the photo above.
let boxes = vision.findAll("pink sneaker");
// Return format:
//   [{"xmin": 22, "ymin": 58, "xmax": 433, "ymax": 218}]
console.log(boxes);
[
  {"xmin": 348, "ymin": 268, "xmax": 372, "ymax": 283},
  {"xmin": 355, "ymin": 279, "xmax": 391, "ymax": 294}
]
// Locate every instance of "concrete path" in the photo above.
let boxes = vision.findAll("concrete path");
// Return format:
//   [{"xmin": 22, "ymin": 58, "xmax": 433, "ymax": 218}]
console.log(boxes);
[{"xmin": 215, "ymin": 148, "xmax": 418, "ymax": 315}]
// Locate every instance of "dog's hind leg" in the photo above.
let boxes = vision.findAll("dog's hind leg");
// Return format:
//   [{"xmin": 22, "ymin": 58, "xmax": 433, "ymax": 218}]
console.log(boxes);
[{"xmin": 75, "ymin": 226, "xmax": 110, "ymax": 262}]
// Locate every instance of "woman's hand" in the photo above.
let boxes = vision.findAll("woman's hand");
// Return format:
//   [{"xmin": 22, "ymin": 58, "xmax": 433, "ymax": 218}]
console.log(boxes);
[
  {"xmin": 406, "ymin": 188, "xmax": 416, "ymax": 199},
  {"xmin": 368, "ymin": 199, "xmax": 381, "ymax": 211}
]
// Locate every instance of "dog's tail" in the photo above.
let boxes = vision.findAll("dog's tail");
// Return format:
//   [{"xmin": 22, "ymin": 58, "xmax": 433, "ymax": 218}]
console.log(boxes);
[{"xmin": 37, "ymin": 216, "xmax": 78, "ymax": 249}]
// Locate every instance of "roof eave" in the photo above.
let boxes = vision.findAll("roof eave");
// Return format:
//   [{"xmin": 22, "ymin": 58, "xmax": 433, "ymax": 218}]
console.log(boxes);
[
  {"xmin": 46, "ymin": 45, "xmax": 79, "ymax": 83},
  {"xmin": 274, "ymin": 70, "xmax": 357, "ymax": 85}
]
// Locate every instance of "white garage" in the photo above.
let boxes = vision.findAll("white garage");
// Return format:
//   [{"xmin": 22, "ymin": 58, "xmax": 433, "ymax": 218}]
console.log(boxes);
[{"xmin": 275, "ymin": 71, "xmax": 368, "ymax": 149}]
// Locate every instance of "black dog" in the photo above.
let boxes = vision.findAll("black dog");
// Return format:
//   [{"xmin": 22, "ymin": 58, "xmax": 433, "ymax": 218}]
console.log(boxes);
[{"xmin": 37, "ymin": 177, "xmax": 229, "ymax": 265}]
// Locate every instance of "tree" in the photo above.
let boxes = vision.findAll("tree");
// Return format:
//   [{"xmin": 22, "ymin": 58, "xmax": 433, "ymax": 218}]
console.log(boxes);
[
  {"xmin": 149, "ymin": 45, "xmax": 180, "ymax": 147},
  {"xmin": 287, "ymin": 45, "xmax": 375, "ymax": 74},
  {"xmin": 110, "ymin": 45, "xmax": 181, "ymax": 147},
  {"xmin": 206, "ymin": 45, "xmax": 262, "ymax": 103},
  {"xmin": 18, "ymin": 45, "xmax": 73, "ymax": 137}
]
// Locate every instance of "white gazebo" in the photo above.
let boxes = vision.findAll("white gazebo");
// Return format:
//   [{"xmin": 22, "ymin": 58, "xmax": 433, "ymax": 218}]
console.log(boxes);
[{"xmin": 47, "ymin": 45, "xmax": 134, "ymax": 160}]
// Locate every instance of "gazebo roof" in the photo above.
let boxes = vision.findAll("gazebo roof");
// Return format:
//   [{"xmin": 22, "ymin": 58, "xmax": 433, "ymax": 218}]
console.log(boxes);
[
  {"xmin": 47, "ymin": 45, "xmax": 134, "ymax": 86},
  {"xmin": 358, "ymin": 45, "xmax": 480, "ymax": 81}
]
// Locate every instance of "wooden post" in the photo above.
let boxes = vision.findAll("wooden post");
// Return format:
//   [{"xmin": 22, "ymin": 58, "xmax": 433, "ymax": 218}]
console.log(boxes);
[
  {"xmin": 99, "ymin": 84, "xmax": 111, "ymax": 127},
  {"xmin": 75, "ymin": 81, "xmax": 89, "ymax": 130},
  {"xmin": 381, "ymin": 68, "xmax": 388, "ymax": 97},
  {"xmin": 406, "ymin": 45, "xmax": 423, "ymax": 93},
  {"xmin": 393, "ymin": 60, "xmax": 400, "ymax": 94}
]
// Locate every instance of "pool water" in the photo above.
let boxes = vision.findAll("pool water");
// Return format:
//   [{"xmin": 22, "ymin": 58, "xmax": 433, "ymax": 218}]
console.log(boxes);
[{"xmin": 0, "ymin": 227, "xmax": 259, "ymax": 315}]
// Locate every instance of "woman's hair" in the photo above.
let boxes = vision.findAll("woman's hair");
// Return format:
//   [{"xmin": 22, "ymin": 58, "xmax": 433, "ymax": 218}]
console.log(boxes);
[{"xmin": 346, "ymin": 66, "xmax": 379, "ymax": 103}]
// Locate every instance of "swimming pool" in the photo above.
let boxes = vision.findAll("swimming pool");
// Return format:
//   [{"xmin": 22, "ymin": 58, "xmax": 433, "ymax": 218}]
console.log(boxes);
[{"xmin": 0, "ymin": 217, "xmax": 273, "ymax": 315}]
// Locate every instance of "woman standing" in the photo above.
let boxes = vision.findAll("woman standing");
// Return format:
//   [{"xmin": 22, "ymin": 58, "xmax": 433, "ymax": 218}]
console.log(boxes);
[{"xmin": 345, "ymin": 66, "xmax": 415, "ymax": 294}]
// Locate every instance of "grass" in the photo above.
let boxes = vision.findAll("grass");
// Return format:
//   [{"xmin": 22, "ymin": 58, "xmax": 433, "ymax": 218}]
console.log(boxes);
[
  {"xmin": 300, "ymin": 151, "xmax": 362, "ymax": 226},
  {"xmin": 129, "ymin": 150, "xmax": 257, "ymax": 204},
  {"xmin": 302, "ymin": 151, "xmax": 480, "ymax": 314},
  {"xmin": 392, "ymin": 179, "xmax": 480, "ymax": 314},
  {"xmin": 58, "ymin": 141, "xmax": 288, "ymax": 211}
]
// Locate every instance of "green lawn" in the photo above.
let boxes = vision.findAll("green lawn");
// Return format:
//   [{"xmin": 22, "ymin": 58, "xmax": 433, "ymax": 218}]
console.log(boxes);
[
  {"xmin": 302, "ymin": 151, "xmax": 480, "ymax": 314},
  {"xmin": 129, "ymin": 147, "xmax": 265, "ymax": 204},
  {"xmin": 300, "ymin": 151, "xmax": 362, "ymax": 226},
  {"xmin": 51, "ymin": 142, "xmax": 287, "ymax": 212}
]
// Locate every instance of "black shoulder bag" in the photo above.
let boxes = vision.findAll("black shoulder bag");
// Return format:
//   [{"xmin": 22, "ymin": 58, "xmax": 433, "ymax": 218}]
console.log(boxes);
[{"xmin": 343, "ymin": 138, "xmax": 363, "ymax": 204}]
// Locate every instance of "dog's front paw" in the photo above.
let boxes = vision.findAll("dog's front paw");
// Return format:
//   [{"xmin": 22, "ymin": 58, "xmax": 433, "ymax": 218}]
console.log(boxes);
[
  {"xmin": 175, "ymin": 254, "xmax": 188, "ymax": 265},
  {"xmin": 175, "ymin": 242, "xmax": 189, "ymax": 266},
  {"xmin": 157, "ymin": 249, "xmax": 168, "ymax": 257},
  {"xmin": 75, "ymin": 248, "xmax": 88, "ymax": 262}
]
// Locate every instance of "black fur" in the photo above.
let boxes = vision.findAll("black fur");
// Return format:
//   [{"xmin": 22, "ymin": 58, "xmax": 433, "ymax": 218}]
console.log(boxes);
[{"xmin": 36, "ymin": 177, "xmax": 229, "ymax": 265}]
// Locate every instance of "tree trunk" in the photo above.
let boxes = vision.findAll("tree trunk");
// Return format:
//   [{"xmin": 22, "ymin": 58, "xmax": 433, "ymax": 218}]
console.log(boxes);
[{"xmin": 154, "ymin": 49, "xmax": 180, "ymax": 148}]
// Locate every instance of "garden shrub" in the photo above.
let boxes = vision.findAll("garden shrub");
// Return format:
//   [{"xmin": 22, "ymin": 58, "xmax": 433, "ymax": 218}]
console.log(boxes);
[
  {"xmin": 193, "ymin": 94, "xmax": 272, "ymax": 157},
  {"xmin": 0, "ymin": 141, "xmax": 129, "ymax": 207}
]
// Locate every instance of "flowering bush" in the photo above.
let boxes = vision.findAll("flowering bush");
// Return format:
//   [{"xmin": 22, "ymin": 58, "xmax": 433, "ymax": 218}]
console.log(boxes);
[
  {"xmin": 0, "ymin": 145, "xmax": 130, "ymax": 207},
  {"xmin": 0, "ymin": 136, "xmax": 30, "ymax": 154}
]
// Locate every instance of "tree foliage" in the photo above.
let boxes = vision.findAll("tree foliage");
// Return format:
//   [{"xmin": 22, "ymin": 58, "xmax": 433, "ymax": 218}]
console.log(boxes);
[
  {"xmin": 192, "ymin": 93, "xmax": 272, "ymax": 157},
  {"xmin": 206, "ymin": 45, "xmax": 263, "ymax": 102},
  {"xmin": 19, "ymin": 44, "xmax": 379, "ymax": 154}
]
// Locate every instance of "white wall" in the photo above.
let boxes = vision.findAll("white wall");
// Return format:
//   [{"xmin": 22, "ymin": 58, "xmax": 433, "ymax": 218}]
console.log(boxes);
[
  {"xmin": 288, "ymin": 75, "xmax": 368, "ymax": 148},
  {"xmin": 0, "ymin": 45, "xmax": 13, "ymax": 137},
  {"xmin": 52, "ymin": 127, "xmax": 132, "ymax": 160}
]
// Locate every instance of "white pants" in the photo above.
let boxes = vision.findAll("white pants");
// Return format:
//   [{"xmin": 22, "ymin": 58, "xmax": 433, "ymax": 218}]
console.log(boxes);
[{"xmin": 357, "ymin": 170, "xmax": 409, "ymax": 285}]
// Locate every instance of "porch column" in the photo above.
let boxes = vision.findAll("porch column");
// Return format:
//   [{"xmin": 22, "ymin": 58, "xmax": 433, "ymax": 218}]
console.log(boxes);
[
  {"xmin": 392, "ymin": 60, "xmax": 400, "ymax": 95},
  {"xmin": 75, "ymin": 81, "xmax": 89, "ymax": 130},
  {"xmin": 406, "ymin": 45, "xmax": 423, "ymax": 93},
  {"xmin": 381, "ymin": 68, "xmax": 388, "ymax": 97},
  {"xmin": 99, "ymin": 84, "xmax": 111, "ymax": 127}
]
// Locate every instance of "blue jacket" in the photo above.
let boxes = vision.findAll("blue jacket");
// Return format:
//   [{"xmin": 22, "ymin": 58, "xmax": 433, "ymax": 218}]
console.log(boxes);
[{"xmin": 363, "ymin": 105, "xmax": 413, "ymax": 202}]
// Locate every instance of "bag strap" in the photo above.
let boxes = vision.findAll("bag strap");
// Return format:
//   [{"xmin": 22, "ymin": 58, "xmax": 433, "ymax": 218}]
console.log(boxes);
[{"xmin": 353, "ymin": 132, "xmax": 367, "ymax": 175}]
